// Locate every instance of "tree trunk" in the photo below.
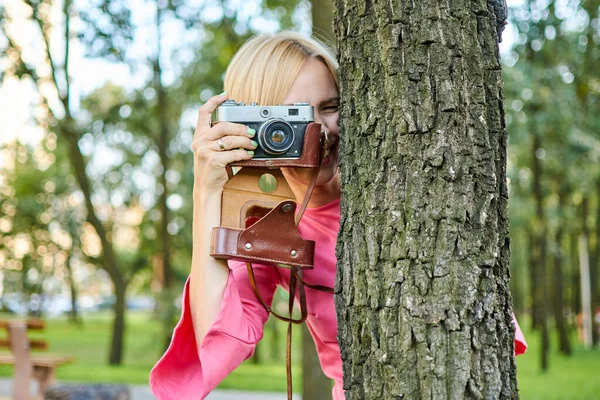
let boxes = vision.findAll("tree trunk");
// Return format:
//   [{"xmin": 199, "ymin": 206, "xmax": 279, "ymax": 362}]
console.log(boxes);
[
  {"xmin": 270, "ymin": 315, "xmax": 281, "ymax": 362},
  {"xmin": 553, "ymin": 186, "xmax": 570, "ymax": 355},
  {"xmin": 509, "ymin": 230, "xmax": 524, "ymax": 317},
  {"xmin": 109, "ymin": 281, "xmax": 127, "ymax": 365},
  {"xmin": 312, "ymin": 0, "xmax": 334, "ymax": 45},
  {"xmin": 570, "ymin": 231, "xmax": 581, "ymax": 316},
  {"xmin": 531, "ymin": 133, "xmax": 549, "ymax": 371},
  {"xmin": 302, "ymin": 324, "xmax": 332, "ymax": 400},
  {"xmin": 579, "ymin": 234, "xmax": 593, "ymax": 349},
  {"xmin": 154, "ymin": 2, "xmax": 176, "ymax": 353},
  {"xmin": 3, "ymin": 0, "xmax": 129, "ymax": 365},
  {"xmin": 65, "ymin": 251, "xmax": 81, "ymax": 325},
  {"xmin": 579, "ymin": 198, "xmax": 593, "ymax": 349},
  {"xmin": 591, "ymin": 181, "xmax": 600, "ymax": 346},
  {"xmin": 334, "ymin": 1, "xmax": 518, "ymax": 398},
  {"xmin": 527, "ymin": 229, "xmax": 539, "ymax": 330},
  {"xmin": 61, "ymin": 124, "xmax": 128, "ymax": 365}
]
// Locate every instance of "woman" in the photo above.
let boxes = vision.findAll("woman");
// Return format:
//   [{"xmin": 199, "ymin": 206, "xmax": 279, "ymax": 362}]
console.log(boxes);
[{"xmin": 150, "ymin": 31, "xmax": 527, "ymax": 400}]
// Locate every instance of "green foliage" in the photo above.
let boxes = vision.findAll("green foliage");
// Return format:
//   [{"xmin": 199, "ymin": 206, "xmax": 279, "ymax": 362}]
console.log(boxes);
[
  {"xmin": 0, "ymin": 139, "xmax": 80, "ymax": 300},
  {"xmin": 77, "ymin": 0, "xmax": 134, "ymax": 63}
]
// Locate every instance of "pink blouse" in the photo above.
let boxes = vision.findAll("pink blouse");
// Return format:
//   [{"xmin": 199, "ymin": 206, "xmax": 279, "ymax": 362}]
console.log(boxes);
[{"xmin": 150, "ymin": 198, "xmax": 527, "ymax": 399}]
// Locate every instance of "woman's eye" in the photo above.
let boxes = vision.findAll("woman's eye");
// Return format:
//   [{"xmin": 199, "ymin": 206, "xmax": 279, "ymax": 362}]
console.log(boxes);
[{"xmin": 322, "ymin": 106, "xmax": 339, "ymax": 112}]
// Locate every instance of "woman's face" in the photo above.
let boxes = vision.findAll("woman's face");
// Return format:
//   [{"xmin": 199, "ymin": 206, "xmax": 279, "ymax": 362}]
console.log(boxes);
[{"xmin": 281, "ymin": 58, "xmax": 340, "ymax": 187}]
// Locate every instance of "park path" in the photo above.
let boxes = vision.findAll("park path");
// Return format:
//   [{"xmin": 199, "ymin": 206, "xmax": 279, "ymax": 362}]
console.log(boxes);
[{"xmin": 0, "ymin": 377, "xmax": 301, "ymax": 399}]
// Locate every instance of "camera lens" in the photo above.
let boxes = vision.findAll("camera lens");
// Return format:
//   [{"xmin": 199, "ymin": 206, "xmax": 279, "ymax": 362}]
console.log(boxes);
[
  {"xmin": 258, "ymin": 120, "xmax": 295, "ymax": 155},
  {"xmin": 271, "ymin": 130, "xmax": 285, "ymax": 143}
]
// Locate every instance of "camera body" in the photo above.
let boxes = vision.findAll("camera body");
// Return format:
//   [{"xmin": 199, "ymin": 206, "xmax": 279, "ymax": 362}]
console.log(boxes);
[{"xmin": 216, "ymin": 100, "xmax": 314, "ymax": 160}]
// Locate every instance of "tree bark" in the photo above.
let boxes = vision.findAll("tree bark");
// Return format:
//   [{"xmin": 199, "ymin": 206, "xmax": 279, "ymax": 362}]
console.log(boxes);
[{"xmin": 334, "ymin": 1, "xmax": 518, "ymax": 398}]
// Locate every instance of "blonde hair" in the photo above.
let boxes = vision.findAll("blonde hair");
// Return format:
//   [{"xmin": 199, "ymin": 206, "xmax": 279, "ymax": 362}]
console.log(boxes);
[{"xmin": 224, "ymin": 31, "xmax": 338, "ymax": 106}]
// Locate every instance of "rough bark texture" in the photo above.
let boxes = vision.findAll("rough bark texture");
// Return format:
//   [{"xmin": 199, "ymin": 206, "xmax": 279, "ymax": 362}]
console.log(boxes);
[{"xmin": 333, "ymin": 1, "xmax": 518, "ymax": 398}]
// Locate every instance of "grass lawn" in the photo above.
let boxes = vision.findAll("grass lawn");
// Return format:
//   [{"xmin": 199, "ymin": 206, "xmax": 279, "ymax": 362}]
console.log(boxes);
[
  {"xmin": 516, "ymin": 325, "xmax": 600, "ymax": 400},
  {"xmin": 0, "ymin": 311, "xmax": 300, "ymax": 392},
  {"xmin": 1, "ymin": 312, "xmax": 599, "ymax": 397}
]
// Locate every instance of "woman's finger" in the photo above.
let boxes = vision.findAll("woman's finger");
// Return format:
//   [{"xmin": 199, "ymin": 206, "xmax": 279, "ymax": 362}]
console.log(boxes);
[
  {"xmin": 213, "ymin": 148, "xmax": 256, "ymax": 165},
  {"xmin": 195, "ymin": 92, "xmax": 229, "ymax": 136},
  {"xmin": 212, "ymin": 136, "xmax": 258, "ymax": 152},
  {"xmin": 206, "ymin": 121, "xmax": 256, "ymax": 141}
]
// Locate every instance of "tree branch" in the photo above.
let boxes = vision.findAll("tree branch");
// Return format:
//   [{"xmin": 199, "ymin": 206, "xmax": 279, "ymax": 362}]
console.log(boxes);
[
  {"xmin": 0, "ymin": 23, "xmax": 57, "ymax": 125},
  {"xmin": 63, "ymin": 0, "xmax": 71, "ymax": 114},
  {"xmin": 23, "ymin": 0, "xmax": 71, "ymax": 119}
]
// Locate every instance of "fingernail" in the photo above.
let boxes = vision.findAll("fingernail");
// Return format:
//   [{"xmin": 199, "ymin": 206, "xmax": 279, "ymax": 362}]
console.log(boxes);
[
  {"xmin": 247, "ymin": 128, "xmax": 256, "ymax": 137},
  {"xmin": 248, "ymin": 150, "xmax": 254, "ymax": 156},
  {"xmin": 251, "ymin": 140, "xmax": 258, "ymax": 148},
  {"xmin": 219, "ymin": 91, "xmax": 228, "ymax": 96}
]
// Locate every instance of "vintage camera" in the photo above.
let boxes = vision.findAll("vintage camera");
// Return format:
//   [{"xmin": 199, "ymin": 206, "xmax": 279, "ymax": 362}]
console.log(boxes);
[{"xmin": 215, "ymin": 100, "xmax": 314, "ymax": 159}]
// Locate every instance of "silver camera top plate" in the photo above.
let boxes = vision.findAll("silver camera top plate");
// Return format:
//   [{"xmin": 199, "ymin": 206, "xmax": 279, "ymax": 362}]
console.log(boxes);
[{"xmin": 216, "ymin": 100, "xmax": 314, "ymax": 123}]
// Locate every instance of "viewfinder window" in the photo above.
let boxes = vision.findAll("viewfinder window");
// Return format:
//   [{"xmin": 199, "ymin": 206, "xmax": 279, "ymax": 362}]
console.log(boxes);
[{"xmin": 289, "ymin": 109, "xmax": 299, "ymax": 116}]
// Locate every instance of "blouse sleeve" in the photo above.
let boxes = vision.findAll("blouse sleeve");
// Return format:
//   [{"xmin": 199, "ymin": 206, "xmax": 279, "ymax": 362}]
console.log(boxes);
[
  {"xmin": 149, "ymin": 260, "xmax": 278, "ymax": 400},
  {"xmin": 512, "ymin": 314, "xmax": 528, "ymax": 356}
]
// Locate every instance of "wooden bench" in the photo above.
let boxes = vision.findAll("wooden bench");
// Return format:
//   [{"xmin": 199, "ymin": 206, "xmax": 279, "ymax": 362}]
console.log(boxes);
[{"xmin": 0, "ymin": 319, "xmax": 73, "ymax": 400}]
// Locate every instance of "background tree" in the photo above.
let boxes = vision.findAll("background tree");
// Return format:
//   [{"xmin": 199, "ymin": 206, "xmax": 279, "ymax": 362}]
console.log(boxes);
[
  {"xmin": 504, "ymin": 0, "xmax": 600, "ymax": 366},
  {"xmin": 334, "ymin": 1, "xmax": 518, "ymax": 397},
  {"xmin": 0, "ymin": 0, "xmax": 139, "ymax": 364}
]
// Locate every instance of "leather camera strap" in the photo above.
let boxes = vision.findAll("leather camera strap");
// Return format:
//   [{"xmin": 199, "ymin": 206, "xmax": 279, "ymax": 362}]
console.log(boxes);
[
  {"xmin": 247, "ymin": 262, "xmax": 334, "ymax": 400},
  {"xmin": 244, "ymin": 130, "xmax": 332, "ymax": 400},
  {"xmin": 246, "ymin": 262, "xmax": 308, "ymax": 324},
  {"xmin": 294, "ymin": 130, "xmax": 328, "ymax": 226}
]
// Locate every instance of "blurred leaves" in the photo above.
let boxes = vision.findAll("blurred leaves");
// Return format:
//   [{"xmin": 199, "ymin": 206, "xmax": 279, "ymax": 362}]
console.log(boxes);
[
  {"xmin": 0, "ymin": 0, "xmax": 306, "ymax": 307},
  {"xmin": 77, "ymin": 0, "xmax": 134, "ymax": 63}
]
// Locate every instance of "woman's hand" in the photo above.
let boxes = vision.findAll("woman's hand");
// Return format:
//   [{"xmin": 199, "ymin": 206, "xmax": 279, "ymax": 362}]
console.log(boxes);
[{"xmin": 192, "ymin": 92, "xmax": 257, "ymax": 194}]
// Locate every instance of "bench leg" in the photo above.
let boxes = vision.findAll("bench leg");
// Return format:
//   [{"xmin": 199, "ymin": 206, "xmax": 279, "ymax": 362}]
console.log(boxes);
[
  {"xmin": 33, "ymin": 366, "xmax": 56, "ymax": 400},
  {"xmin": 13, "ymin": 361, "xmax": 32, "ymax": 400},
  {"xmin": 9, "ymin": 323, "xmax": 33, "ymax": 400}
]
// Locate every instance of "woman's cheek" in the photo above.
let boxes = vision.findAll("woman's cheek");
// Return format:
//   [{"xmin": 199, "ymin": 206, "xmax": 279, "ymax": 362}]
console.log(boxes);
[{"xmin": 323, "ymin": 113, "xmax": 339, "ymax": 134}]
